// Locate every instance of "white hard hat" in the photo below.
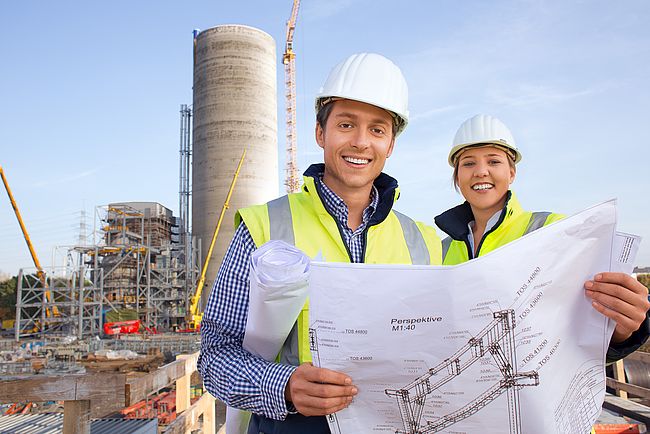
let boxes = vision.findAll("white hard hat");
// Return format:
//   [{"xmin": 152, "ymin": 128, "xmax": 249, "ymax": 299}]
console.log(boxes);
[
  {"xmin": 315, "ymin": 53, "xmax": 409, "ymax": 136},
  {"xmin": 448, "ymin": 114, "xmax": 522, "ymax": 166}
]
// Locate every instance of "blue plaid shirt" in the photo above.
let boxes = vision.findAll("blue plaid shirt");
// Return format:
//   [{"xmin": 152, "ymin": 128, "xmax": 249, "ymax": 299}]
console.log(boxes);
[{"xmin": 198, "ymin": 174, "xmax": 378, "ymax": 420}]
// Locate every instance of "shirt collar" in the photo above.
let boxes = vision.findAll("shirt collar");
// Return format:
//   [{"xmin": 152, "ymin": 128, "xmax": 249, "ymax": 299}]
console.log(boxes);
[
  {"xmin": 467, "ymin": 208, "xmax": 504, "ymax": 234},
  {"xmin": 466, "ymin": 208, "xmax": 504, "ymax": 254},
  {"xmin": 314, "ymin": 172, "xmax": 379, "ymax": 226}
]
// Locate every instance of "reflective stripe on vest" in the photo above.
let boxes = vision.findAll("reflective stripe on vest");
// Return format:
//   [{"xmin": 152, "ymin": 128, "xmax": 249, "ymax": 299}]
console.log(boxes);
[
  {"xmin": 441, "ymin": 211, "xmax": 552, "ymax": 262},
  {"xmin": 267, "ymin": 195, "xmax": 302, "ymax": 366},
  {"xmin": 267, "ymin": 195, "xmax": 429, "ymax": 265},
  {"xmin": 393, "ymin": 210, "xmax": 430, "ymax": 265},
  {"xmin": 441, "ymin": 236, "xmax": 453, "ymax": 262},
  {"xmin": 523, "ymin": 212, "xmax": 552, "ymax": 236},
  {"xmin": 267, "ymin": 195, "xmax": 295, "ymax": 245},
  {"xmin": 267, "ymin": 195, "xmax": 430, "ymax": 365},
  {"xmin": 278, "ymin": 322, "xmax": 300, "ymax": 366}
]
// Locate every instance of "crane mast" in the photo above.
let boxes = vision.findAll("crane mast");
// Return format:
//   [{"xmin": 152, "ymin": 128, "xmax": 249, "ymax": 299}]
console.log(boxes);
[
  {"xmin": 283, "ymin": 0, "xmax": 301, "ymax": 193},
  {"xmin": 1, "ymin": 166, "xmax": 58, "ymax": 317},
  {"xmin": 186, "ymin": 149, "xmax": 246, "ymax": 331}
]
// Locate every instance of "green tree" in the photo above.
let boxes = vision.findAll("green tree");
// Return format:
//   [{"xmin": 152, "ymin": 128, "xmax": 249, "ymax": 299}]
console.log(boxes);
[
  {"xmin": 637, "ymin": 274, "xmax": 650, "ymax": 291},
  {"xmin": 0, "ymin": 276, "xmax": 17, "ymax": 320}
]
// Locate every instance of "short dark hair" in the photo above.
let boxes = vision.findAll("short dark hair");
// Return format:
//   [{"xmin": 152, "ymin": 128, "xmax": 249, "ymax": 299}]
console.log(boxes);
[
  {"xmin": 316, "ymin": 100, "xmax": 397, "ymax": 138},
  {"xmin": 316, "ymin": 102, "xmax": 335, "ymax": 131}
]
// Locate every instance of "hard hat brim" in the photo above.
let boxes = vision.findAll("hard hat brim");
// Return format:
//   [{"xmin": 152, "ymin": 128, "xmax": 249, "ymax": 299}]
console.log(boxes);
[{"xmin": 448, "ymin": 141, "xmax": 522, "ymax": 167}]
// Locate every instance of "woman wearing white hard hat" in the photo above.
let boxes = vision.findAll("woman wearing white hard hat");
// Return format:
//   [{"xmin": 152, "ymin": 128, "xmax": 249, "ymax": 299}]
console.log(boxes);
[{"xmin": 434, "ymin": 114, "xmax": 649, "ymax": 359}]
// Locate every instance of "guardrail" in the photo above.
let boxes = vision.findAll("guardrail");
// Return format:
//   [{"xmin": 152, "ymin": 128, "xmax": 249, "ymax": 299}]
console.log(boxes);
[
  {"xmin": 607, "ymin": 351, "xmax": 650, "ymax": 400},
  {"xmin": 604, "ymin": 351, "xmax": 650, "ymax": 426}
]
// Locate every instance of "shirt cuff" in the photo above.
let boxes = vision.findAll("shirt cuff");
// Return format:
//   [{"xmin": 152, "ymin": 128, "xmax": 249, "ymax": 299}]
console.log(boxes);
[
  {"xmin": 606, "ymin": 314, "xmax": 650, "ymax": 363},
  {"xmin": 260, "ymin": 362, "xmax": 297, "ymax": 420}
]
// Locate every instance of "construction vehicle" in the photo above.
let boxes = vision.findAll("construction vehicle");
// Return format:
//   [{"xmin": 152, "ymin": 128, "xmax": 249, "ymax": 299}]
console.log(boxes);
[
  {"xmin": 103, "ymin": 319, "xmax": 141, "ymax": 335},
  {"xmin": 1, "ymin": 165, "xmax": 58, "ymax": 318},
  {"xmin": 283, "ymin": 0, "xmax": 301, "ymax": 193},
  {"xmin": 185, "ymin": 149, "xmax": 247, "ymax": 331}
]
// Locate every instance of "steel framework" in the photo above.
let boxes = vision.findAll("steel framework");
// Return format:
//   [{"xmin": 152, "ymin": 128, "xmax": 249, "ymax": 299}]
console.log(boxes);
[
  {"xmin": 15, "ymin": 265, "xmax": 103, "ymax": 341},
  {"xmin": 385, "ymin": 310, "xmax": 539, "ymax": 434},
  {"xmin": 14, "ymin": 204, "xmax": 199, "ymax": 341},
  {"xmin": 178, "ymin": 104, "xmax": 193, "ymax": 308}
]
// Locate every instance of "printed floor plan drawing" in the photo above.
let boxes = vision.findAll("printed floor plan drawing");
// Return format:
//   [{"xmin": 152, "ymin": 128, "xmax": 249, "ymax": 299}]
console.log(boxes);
[
  {"xmin": 385, "ymin": 310, "xmax": 539, "ymax": 434},
  {"xmin": 305, "ymin": 201, "xmax": 637, "ymax": 433}
]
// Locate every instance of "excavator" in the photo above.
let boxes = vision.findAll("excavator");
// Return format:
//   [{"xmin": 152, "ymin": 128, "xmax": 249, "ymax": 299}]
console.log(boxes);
[{"xmin": 183, "ymin": 149, "xmax": 247, "ymax": 332}]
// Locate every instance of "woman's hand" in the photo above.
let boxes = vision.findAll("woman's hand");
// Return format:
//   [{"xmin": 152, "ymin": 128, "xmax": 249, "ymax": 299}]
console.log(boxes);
[{"xmin": 585, "ymin": 272, "xmax": 650, "ymax": 343}]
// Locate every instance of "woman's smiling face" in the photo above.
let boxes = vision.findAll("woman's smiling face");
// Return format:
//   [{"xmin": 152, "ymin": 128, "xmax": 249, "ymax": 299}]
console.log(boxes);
[{"xmin": 455, "ymin": 145, "xmax": 516, "ymax": 217}]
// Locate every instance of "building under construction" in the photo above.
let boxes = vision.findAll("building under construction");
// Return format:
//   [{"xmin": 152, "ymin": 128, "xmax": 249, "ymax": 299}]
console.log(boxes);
[
  {"xmin": 13, "ymin": 24, "xmax": 281, "ymax": 341},
  {"xmin": 14, "ymin": 201, "xmax": 199, "ymax": 340},
  {"xmin": 5, "ymin": 22, "xmax": 285, "ymax": 432}
]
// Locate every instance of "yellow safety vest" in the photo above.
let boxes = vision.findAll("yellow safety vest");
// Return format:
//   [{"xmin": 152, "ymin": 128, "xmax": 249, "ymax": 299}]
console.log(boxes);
[
  {"xmin": 236, "ymin": 172, "xmax": 441, "ymax": 365},
  {"xmin": 435, "ymin": 192, "xmax": 564, "ymax": 265}
]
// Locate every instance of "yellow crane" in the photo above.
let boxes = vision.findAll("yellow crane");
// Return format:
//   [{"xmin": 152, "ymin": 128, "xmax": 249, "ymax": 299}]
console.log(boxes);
[
  {"xmin": 187, "ymin": 149, "xmax": 247, "ymax": 330},
  {"xmin": 283, "ymin": 0, "xmax": 301, "ymax": 193},
  {"xmin": 0, "ymin": 165, "xmax": 58, "ymax": 317}
]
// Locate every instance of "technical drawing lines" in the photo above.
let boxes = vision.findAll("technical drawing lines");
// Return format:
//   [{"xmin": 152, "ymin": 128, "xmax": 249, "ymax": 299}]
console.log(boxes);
[
  {"xmin": 554, "ymin": 360, "xmax": 603, "ymax": 433},
  {"xmin": 309, "ymin": 328, "xmax": 321, "ymax": 367},
  {"xmin": 385, "ymin": 310, "xmax": 539, "ymax": 434},
  {"xmin": 310, "ymin": 328, "xmax": 343, "ymax": 434}
]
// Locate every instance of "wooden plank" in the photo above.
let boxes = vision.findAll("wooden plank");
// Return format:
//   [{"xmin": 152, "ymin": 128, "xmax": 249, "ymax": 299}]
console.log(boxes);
[
  {"xmin": 163, "ymin": 392, "xmax": 216, "ymax": 434},
  {"xmin": 126, "ymin": 352, "xmax": 199, "ymax": 406},
  {"xmin": 0, "ymin": 373, "xmax": 124, "ymax": 404},
  {"xmin": 603, "ymin": 393, "xmax": 650, "ymax": 425},
  {"xmin": 63, "ymin": 400, "xmax": 90, "ymax": 434},
  {"xmin": 0, "ymin": 376, "xmax": 77, "ymax": 402},
  {"xmin": 81, "ymin": 353, "xmax": 163, "ymax": 372},
  {"xmin": 176, "ymin": 355, "xmax": 192, "ymax": 413},
  {"xmin": 613, "ymin": 360, "xmax": 628, "ymax": 399},
  {"xmin": 606, "ymin": 378, "xmax": 650, "ymax": 399},
  {"xmin": 0, "ymin": 373, "xmax": 125, "ymax": 418},
  {"xmin": 203, "ymin": 398, "xmax": 216, "ymax": 434},
  {"xmin": 77, "ymin": 373, "xmax": 127, "ymax": 417}
]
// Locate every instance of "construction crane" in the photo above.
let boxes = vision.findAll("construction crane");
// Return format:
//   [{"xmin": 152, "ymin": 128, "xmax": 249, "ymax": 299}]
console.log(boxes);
[
  {"xmin": 186, "ymin": 149, "xmax": 247, "ymax": 331},
  {"xmin": 0, "ymin": 165, "xmax": 58, "ymax": 317},
  {"xmin": 283, "ymin": 0, "xmax": 301, "ymax": 193}
]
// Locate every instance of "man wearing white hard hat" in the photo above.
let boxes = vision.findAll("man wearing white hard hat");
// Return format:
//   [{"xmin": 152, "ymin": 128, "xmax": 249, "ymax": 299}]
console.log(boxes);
[{"xmin": 199, "ymin": 53, "xmax": 441, "ymax": 433}]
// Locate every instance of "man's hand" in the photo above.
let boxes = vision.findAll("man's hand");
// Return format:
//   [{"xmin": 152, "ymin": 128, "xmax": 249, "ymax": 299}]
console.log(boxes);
[
  {"xmin": 585, "ymin": 272, "xmax": 650, "ymax": 343},
  {"xmin": 285, "ymin": 363, "xmax": 358, "ymax": 416}
]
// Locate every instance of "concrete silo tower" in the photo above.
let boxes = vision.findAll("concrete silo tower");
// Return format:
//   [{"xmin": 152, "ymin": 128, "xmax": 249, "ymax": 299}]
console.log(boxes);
[{"xmin": 192, "ymin": 25, "xmax": 279, "ymax": 306}]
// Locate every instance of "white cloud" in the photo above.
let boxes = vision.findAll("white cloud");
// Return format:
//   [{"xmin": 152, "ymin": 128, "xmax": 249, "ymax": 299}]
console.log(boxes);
[
  {"xmin": 486, "ymin": 84, "xmax": 602, "ymax": 107},
  {"xmin": 33, "ymin": 168, "xmax": 98, "ymax": 188},
  {"xmin": 410, "ymin": 104, "xmax": 465, "ymax": 122}
]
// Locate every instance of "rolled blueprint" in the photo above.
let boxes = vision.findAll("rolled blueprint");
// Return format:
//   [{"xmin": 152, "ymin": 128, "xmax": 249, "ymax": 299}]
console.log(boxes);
[
  {"xmin": 243, "ymin": 239, "xmax": 311, "ymax": 358},
  {"xmin": 226, "ymin": 239, "xmax": 311, "ymax": 434}
]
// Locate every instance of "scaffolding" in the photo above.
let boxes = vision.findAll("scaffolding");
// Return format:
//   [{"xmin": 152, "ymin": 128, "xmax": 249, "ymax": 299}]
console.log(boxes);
[
  {"xmin": 13, "ymin": 106, "xmax": 200, "ymax": 341},
  {"xmin": 15, "ymin": 265, "xmax": 103, "ymax": 341},
  {"xmin": 14, "ymin": 202, "xmax": 200, "ymax": 341},
  {"xmin": 92, "ymin": 202, "xmax": 198, "ymax": 329}
]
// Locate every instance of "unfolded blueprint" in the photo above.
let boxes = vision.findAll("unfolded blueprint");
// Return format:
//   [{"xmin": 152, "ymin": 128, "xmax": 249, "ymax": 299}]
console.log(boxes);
[{"xmin": 308, "ymin": 200, "xmax": 640, "ymax": 434}]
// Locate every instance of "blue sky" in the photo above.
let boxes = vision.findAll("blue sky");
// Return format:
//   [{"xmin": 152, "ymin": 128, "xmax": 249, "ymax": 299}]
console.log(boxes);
[{"xmin": 1, "ymin": 0, "xmax": 649, "ymax": 276}]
